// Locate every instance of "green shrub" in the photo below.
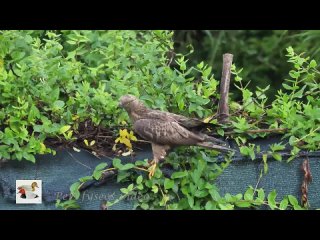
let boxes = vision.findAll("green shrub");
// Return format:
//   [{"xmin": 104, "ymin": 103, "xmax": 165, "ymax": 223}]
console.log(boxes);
[{"xmin": 0, "ymin": 30, "xmax": 221, "ymax": 162}]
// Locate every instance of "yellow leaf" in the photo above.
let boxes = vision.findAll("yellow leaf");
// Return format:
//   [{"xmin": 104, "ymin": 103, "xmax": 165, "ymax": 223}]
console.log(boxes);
[
  {"xmin": 120, "ymin": 129, "xmax": 129, "ymax": 138},
  {"xmin": 203, "ymin": 115, "xmax": 213, "ymax": 123},
  {"xmin": 130, "ymin": 135, "xmax": 137, "ymax": 141},
  {"xmin": 129, "ymin": 131, "xmax": 137, "ymax": 141},
  {"xmin": 84, "ymin": 139, "xmax": 89, "ymax": 146},
  {"xmin": 90, "ymin": 140, "xmax": 95, "ymax": 146},
  {"xmin": 72, "ymin": 115, "xmax": 79, "ymax": 120},
  {"xmin": 40, "ymin": 143, "xmax": 46, "ymax": 153},
  {"xmin": 59, "ymin": 125, "xmax": 71, "ymax": 134},
  {"xmin": 115, "ymin": 137, "xmax": 120, "ymax": 143},
  {"xmin": 67, "ymin": 130, "xmax": 73, "ymax": 139},
  {"xmin": 121, "ymin": 121, "xmax": 127, "ymax": 125},
  {"xmin": 122, "ymin": 138, "xmax": 132, "ymax": 149}
]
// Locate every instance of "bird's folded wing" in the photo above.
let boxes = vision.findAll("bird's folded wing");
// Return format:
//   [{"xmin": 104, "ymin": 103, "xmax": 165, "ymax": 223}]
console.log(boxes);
[
  {"xmin": 133, "ymin": 119, "xmax": 203, "ymax": 146},
  {"xmin": 166, "ymin": 112, "xmax": 208, "ymax": 128},
  {"xmin": 146, "ymin": 110, "xmax": 215, "ymax": 129}
]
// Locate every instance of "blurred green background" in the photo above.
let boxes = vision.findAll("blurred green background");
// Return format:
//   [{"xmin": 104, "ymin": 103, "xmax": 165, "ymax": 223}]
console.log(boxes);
[{"xmin": 174, "ymin": 30, "xmax": 320, "ymax": 100}]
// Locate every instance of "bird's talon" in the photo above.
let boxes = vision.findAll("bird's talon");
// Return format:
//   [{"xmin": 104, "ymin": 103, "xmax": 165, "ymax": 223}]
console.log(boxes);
[{"xmin": 148, "ymin": 162, "xmax": 157, "ymax": 178}]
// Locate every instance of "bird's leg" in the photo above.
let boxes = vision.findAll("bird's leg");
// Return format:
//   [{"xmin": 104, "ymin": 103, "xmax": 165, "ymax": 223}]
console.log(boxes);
[
  {"xmin": 148, "ymin": 158, "xmax": 158, "ymax": 179},
  {"xmin": 148, "ymin": 144, "xmax": 170, "ymax": 178}
]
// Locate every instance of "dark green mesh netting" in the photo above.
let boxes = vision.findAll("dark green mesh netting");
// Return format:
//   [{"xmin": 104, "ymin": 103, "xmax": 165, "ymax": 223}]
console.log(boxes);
[{"xmin": 1, "ymin": 136, "xmax": 319, "ymax": 210}]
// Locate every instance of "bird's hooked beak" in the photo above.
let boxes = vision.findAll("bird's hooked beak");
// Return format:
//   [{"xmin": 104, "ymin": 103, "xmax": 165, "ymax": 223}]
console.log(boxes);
[{"xmin": 118, "ymin": 97, "xmax": 136, "ymax": 109}]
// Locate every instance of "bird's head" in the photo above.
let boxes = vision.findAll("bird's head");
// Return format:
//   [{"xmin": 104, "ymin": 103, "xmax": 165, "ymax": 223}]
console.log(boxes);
[
  {"xmin": 31, "ymin": 182, "xmax": 39, "ymax": 191},
  {"xmin": 119, "ymin": 95, "xmax": 143, "ymax": 111}
]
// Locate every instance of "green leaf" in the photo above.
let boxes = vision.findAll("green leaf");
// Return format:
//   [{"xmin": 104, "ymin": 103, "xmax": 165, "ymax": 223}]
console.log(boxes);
[
  {"xmin": 218, "ymin": 203, "xmax": 234, "ymax": 210},
  {"xmin": 234, "ymin": 193, "xmax": 243, "ymax": 200},
  {"xmin": 112, "ymin": 158, "xmax": 122, "ymax": 169},
  {"xmin": 59, "ymin": 125, "xmax": 71, "ymax": 134},
  {"xmin": 203, "ymin": 66, "xmax": 212, "ymax": 78},
  {"xmin": 94, "ymin": 162, "xmax": 108, "ymax": 172},
  {"xmin": 53, "ymin": 100, "xmax": 65, "ymax": 109},
  {"xmin": 235, "ymin": 201, "xmax": 252, "ymax": 208},
  {"xmin": 279, "ymin": 198, "xmax": 288, "ymax": 210},
  {"xmin": 239, "ymin": 145, "xmax": 255, "ymax": 160},
  {"xmin": 197, "ymin": 61, "xmax": 204, "ymax": 69},
  {"xmin": 67, "ymin": 40, "xmax": 77, "ymax": 45},
  {"xmin": 164, "ymin": 178, "xmax": 174, "ymax": 190},
  {"xmin": 286, "ymin": 46, "xmax": 294, "ymax": 55},
  {"xmin": 127, "ymin": 183, "xmax": 134, "ymax": 191},
  {"xmin": 140, "ymin": 203, "xmax": 149, "ymax": 210},
  {"xmin": 288, "ymin": 195, "xmax": 299, "ymax": 207},
  {"xmin": 120, "ymin": 163, "xmax": 135, "ymax": 171},
  {"xmin": 235, "ymin": 75, "xmax": 242, "ymax": 82},
  {"xmin": 282, "ymin": 83, "xmax": 294, "ymax": 90},
  {"xmin": 171, "ymin": 171, "xmax": 188, "ymax": 179},
  {"xmin": 191, "ymin": 171, "xmax": 201, "ymax": 186},
  {"xmin": 309, "ymin": 59, "xmax": 317, "ymax": 68},
  {"xmin": 23, "ymin": 152, "xmax": 36, "ymax": 163},
  {"xmin": 120, "ymin": 188, "xmax": 129, "ymax": 194},
  {"xmin": 292, "ymin": 85, "xmax": 307, "ymax": 99},
  {"xmin": 70, "ymin": 182, "xmax": 81, "ymax": 200},
  {"xmin": 267, "ymin": 190, "xmax": 277, "ymax": 210},
  {"xmin": 289, "ymin": 136, "xmax": 296, "ymax": 146},
  {"xmin": 272, "ymin": 153, "xmax": 282, "ymax": 161},
  {"xmin": 194, "ymin": 190, "xmax": 209, "ymax": 198},
  {"xmin": 136, "ymin": 184, "xmax": 144, "ymax": 190},
  {"xmin": 270, "ymin": 143, "xmax": 286, "ymax": 152},
  {"xmin": 205, "ymin": 201, "xmax": 216, "ymax": 210},
  {"xmin": 117, "ymin": 170, "xmax": 130, "ymax": 182},
  {"xmin": 217, "ymin": 128, "xmax": 224, "ymax": 136},
  {"xmin": 180, "ymin": 61, "xmax": 186, "ymax": 71},
  {"xmin": 289, "ymin": 70, "xmax": 300, "ymax": 79},
  {"xmin": 187, "ymin": 194, "xmax": 194, "ymax": 208},
  {"xmin": 209, "ymin": 188, "xmax": 221, "ymax": 201},
  {"xmin": 136, "ymin": 175, "xmax": 143, "ymax": 185},
  {"xmin": 93, "ymin": 170, "xmax": 103, "ymax": 180},
  {"xmin": 257, "ymin": 188, "xmax": 265, "ymax": 202},
  {"xmin": 79, "ymin": 176, "xmax": 93, "ymax": 182},
  {"xmin": 224, "ymin": 193, "xmax": 233, "ymax": 202},
  {"xmin": 151, "ymin": 185, "xmax": 158, "ymax": 193},
  {"xmin": 28, "ymin": 105, "xmax": 40, "ymax": 122},
  {"xmin": 244, "ymin": 187, "xmax": 254, "ymax": 201}
]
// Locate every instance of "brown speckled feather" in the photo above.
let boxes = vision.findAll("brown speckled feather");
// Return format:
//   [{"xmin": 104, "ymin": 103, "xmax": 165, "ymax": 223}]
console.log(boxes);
[
  {"xmin": 118, "ymin": 95, "xmax": 232, "ymax": 163},
  {"xmin": 133, "ymin": 119, "xmax": 204, "ymax": 146}
]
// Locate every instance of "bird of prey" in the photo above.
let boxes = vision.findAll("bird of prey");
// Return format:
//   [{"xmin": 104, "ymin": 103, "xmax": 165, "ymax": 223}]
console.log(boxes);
[{"xmin": 119, "ymin": 95, "xmax": 232, "ymax": 178}]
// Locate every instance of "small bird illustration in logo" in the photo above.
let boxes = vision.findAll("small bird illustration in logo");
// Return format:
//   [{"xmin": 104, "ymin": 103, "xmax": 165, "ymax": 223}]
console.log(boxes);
[{"xmin": 17, "ymin": 182, "xmax": 39, "ymax": 199}]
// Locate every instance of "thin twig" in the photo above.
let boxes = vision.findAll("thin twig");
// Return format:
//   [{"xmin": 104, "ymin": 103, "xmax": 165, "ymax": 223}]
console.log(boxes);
[
  {"xmin": 224, "ymin": 128, "xmax": 288, "ymax": 135},
  {"xmin": 135, "ymin": 139, "xmax": 151, "ymax": 143},
  {"xmin": 66, "ymin": 150, "xmax": 92, "ymax": 170},
  {"xmin": 166, "ymin": 49, "xmax": 176, "ymax": 66},
  {"xmin": 253, "ymin": 169, "xmax": 263, "ymax": 195}
]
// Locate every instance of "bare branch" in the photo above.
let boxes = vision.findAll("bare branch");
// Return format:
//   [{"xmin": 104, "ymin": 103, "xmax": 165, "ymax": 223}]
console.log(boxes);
[{"xmin": 218, "ymin": 53, "xmax": 233, "ymax": 123}]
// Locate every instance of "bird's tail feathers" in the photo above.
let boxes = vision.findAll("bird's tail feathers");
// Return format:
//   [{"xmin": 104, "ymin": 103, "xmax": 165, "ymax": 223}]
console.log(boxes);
[
  {"xmin": 197, "ymin": 141, "xmax": 233, "ymax": 153},
  {"xmin": 204, "ymin": 135, "xmax": 228, "ymax": 146}
]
